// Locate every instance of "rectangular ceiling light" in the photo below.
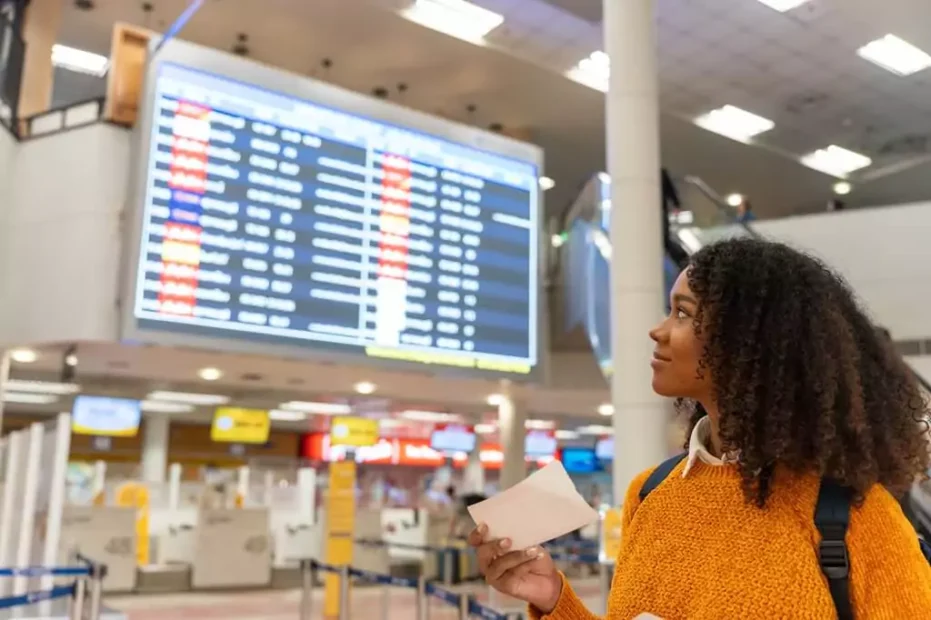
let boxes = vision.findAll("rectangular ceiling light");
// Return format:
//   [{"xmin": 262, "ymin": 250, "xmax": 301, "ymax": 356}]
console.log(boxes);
[
  {"xmin": 800, "ymin": 145, "xmax": 872, "ymax": 177},
  {"xmin": 576, "ymin": 424, "xmax": 614, "ymax": 436},
  {"xmin": 141, "ymin": 400, "xmax": 195, "ymax": 414},
  {"xmin": 555, "ymin": 429, "xmax": 579, "ymax": 440},
  {"xmin": 694, "ymin": 104, "xmax": 775, "ymax": 143},
  {"xmin": 278, "ymin": 401, "xmax": 352, "ymax": 415},
  {"xmin": 755, "ymin": 0, "xmax": 811, "ymax": 11},
  {"xmin": 269, "ymin": 409, "xmax": 308, "ymax": 422},
  {"xmin": 51, "ymin": 44, "xmax": 109, "ymax": 77},
  {"xmin": 567, "ymin": 50, "xmax": 610, "ymax": 92},
  {"xmin": 474, "ymin": 423, "xmax": 497, "ymax": 434},
  {"xmin": 857, "ymin": 34, "xmax": 931, "ymax": 76},
  {"xmin": 147, "ymin": 391, "xmax": 230, "ymax": 406},
  {"xmin": 400, "ymin": 0, "xmax": 504, "ymax": 45},
  {"xmin": 400, "ymin": 410, "xmax": 463, "ymax": 423},
  {"xmin": 2, "ymin": 392, "xmax": 59, "ymax": 405},
  {"xmin": 4, "ymin": 380, "xmax": 81, "ymax": 395},
  {"xmin": 525, "ymin": 419, "xmax": 555, "ymax": 430}
]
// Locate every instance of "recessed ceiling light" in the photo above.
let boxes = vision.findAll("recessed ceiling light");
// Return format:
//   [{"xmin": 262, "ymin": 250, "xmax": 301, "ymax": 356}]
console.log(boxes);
[
  {"xmin": 198, "ymin": 367, "xmax": 223, "ymax": 381},
  {"xmin": 694, "ymin": 105, "xmax": 775, "ymax": 143},
  {"xmin": 9, "ymin": 348, "xmax": 37, "ymax": 364},
  {"xmin": 538, "ymin": 176, "xmax": 555, "ymax": 191},
  {"xmin": 726, "ymin": 193, "xmax": 744, "ymax": 207},
  {"xmin": 146, "ymin": 391, "xmax": 230, "ymax": 406},
  {"xmin": 597, "ymin": 403, "xmax": 614, "ymax": 417},
  {"xmin": 474, "ymin": 423, "xmax": 497, "ymax": 434},
  {"xmin": 800, "ymin": 145, "xmax": 872, "ymax": 178},
  {"xmin": 51, "ymin": 44, "xmax": 109, "ymax": 77},
  {"xmin": 354, "ymin": 381, "xmax": 376, "ymax": 395},
  {"xmin": 5, "ymin": 380, "xmax": 81, "ymax": 395},
  {"xmin": 400, "ymin": 0, "xmax": 504, "ymax": 45},
  {"xmin": 755, "ymin": 0, "xmax": 811, "ymax": 12},
  {"xmin": 269, "ymin": 409, "xmax": 308, "ymax": 422},
  {"xmin": 279, "ymin": 401, "xmax": 352, "ymax": 415},
  {"xmin": 550, "ymin": 233, "xmax": 565, "ymax": 249},
  {"xmin": 2, "ymin": 392, "xmax": 58, "ymax": 405},
  {"xmin": 567, "ymin": 50, "xmax": 609, "ymax": 92},
  {"xmin": 857, "ymin": 34, "xmax": 931, "ymax": 77},
  {"xmin": 141, "ymin": 400, "xmax": 195, "ymax": 414},
  {"xmin": 486, "ymin": 393, "xmax": 504, "ymax": 406},
  {"xmin": 400, "ymin": 410, "xmax": 462, "ymax": 422},
  {"xmin": 833, "ymin": 181, "xmax": 852, "ymax": 195}
]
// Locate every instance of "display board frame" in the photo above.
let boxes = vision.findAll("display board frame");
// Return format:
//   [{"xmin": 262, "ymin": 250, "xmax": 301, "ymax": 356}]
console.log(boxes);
[{"xmin": 119, "ymin": 38, "xmax": 546, "ymax": 380}]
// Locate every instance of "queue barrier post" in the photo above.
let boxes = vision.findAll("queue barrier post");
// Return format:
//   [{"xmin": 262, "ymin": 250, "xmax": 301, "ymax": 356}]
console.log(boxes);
[
  {"xmin": 338, "ymin": 564, "xmax": 351, "ymax": 620},
  {"xmin": 416, "ymin": 574, "xmax": 428, "ymax": 620},
  {"xmin": 69, "ymin": 578, "xmax": 85, "ymax": 620},
  {"xmin": 298, "ymin": 559, "xmax": 315, "ymax": 620},
  {"xmin": 87, "ymin": 561, "xmax": 106, "ymax": 620},
  {"xmin": 598, "ymin": 562, "xmax": 611, "ymax": 615},
  {"xmin": 380, "ymin": 581, "xmax": 390, "ymax": 620},
  {"xmin": 443, "ymin": 548, "xmax": 454, "ymax": 586},
  {"xmin": 458, "ymin": 592, "xmax": 470, "ymax": 620}
]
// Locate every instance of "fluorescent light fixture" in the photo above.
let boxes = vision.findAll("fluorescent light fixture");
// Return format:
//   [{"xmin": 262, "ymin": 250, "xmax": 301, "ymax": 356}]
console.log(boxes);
[
  {"xmin": 857, "ymin": 34, "xmax": 931, "ymax": 76},
  {"xmin": 567, "ymin": 50, "xmax": 610, "ymax": 92},
  {"xmin": 576, "ymin": 424, "xmax": 614, "ymax": 436},
  {"xmin": 486, "ymin": 393, "xmax": 504, "ymax": 406},
  {"xmin": 555, "ymin": 429, "xmax": 579, "ymax": 440},
  {"xmin": 597, "ymin": 403, "xmax": 614, "ymax": 417},
  {"xmin": 538, "ymin": 176, "xmax": 555, "ymax": 191},
  {"xmin": 525, "ymin": 419, "xmax": 555, "ymax": 430},
  {"xmin": 800, "ymin": 145, "xmax": 872, "ymax": 178},
  {"xmin": 141, "ymin": 400, "xmax": 194, "ymax": 414},
  {"xmin": 197, "ymin": 367, "xmax": 223, "ymax": 381},
  {"xmin": 51, "ymin": 44, "xmax": 109, "ymax": 77},
  {"xmin": 400, "ymin": 0, "xmax": 504, "ymax": 45},
  {"xmin": 146, "ymin": 391, "xmax": 230, "ymax": 406},
  {"xmin": 4, "ymin": 380, "xmax": 80, "ymax": 395},
  {"xmin": 354, "ymin": 381, "xmax": 377, "ymax": 395},
  {"xmin": 726, "ymin": 193, "xmax": 744, "ymax": 207},
  {"xmin": 9, "ymin": 348, "xmax": 37, "ymax": 364},
  {"xmin": 474, "ymin": 423, "xmax": 496, "ymax": 434},
  {"xmin": 269, "ymin": 409, "xmax": 308, "ymax": 422},
  {"xmin": 833, "ymin": 181, "xmax": 852, "ymax": 195},
  {"xmin": 279, "ymin": 401, "xmax": 352, "ymax": 415},
  {"xmin": 400, "ymin": 410, "xmax": 463, "ymax": 423},
  {"xmin": 694, "ymin": 105, "xmax": 774, "ymax": 143},
  {"xmin": 3, "ymin": 392, "xmax": 58, "ymax": 405},
  {"xmin": 755, "ymin": 0, "xmax": 810, "ymax": 11}
]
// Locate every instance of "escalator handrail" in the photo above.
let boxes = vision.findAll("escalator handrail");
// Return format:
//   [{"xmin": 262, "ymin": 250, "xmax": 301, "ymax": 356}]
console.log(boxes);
[{"xmin": 679, "ymin": 175, "xmax": 760, "ymax": 239}]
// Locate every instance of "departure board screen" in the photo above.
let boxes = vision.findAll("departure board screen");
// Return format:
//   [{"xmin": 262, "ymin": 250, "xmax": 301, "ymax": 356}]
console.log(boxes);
[{"xmin": 131, "ymin": 63, "xmax": 540, "ymax": 375}]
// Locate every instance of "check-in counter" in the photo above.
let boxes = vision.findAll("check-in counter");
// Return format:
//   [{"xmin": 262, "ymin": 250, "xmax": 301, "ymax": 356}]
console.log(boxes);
[
  {"xmin": 191, "ymin": 507, "xmax": 271, "ymax": 589},
  {"xmin": 60, "ymin": 506, "xmax": 137, "ymax": 593}
]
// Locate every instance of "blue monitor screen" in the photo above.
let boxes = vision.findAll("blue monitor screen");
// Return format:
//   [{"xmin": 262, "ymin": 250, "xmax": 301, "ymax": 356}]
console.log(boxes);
[
  {"xmin": 561, "ymin": 447, "xmax": 599, "ymax": 473},
  {"xmin": 132, "ymin": 63, "xmax": 540, "ymax": 377},
  {"xmin": 595, "ymin": 437, "xmax": 614, "ymax": 461}
]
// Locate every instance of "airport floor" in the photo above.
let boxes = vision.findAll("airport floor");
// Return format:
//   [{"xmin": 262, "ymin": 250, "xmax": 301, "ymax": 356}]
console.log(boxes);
[{"xmin": 106, "ymin": 577, "xmax": 605, "ymax": 619}]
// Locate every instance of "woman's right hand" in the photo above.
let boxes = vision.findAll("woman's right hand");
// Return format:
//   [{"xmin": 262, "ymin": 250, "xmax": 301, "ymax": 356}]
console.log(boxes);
[{"xmin": 468, "ymin": 523, "xmax": 563, "ymax": 614}]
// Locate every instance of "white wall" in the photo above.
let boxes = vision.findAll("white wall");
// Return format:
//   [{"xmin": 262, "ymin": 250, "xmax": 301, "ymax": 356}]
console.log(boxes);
[
  {"xmin": 0, "ymin": 125, "xmax": 130, "ymax": 346},
  {"xmin": 753, "ymin": 204, "xmax": 931, "ymax": 342}
]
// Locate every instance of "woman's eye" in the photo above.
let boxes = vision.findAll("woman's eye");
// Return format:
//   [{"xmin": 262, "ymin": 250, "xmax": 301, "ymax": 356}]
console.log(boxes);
[{"xmin": 675, "ymin": 308, "xmax": 689, "ymax": 320}]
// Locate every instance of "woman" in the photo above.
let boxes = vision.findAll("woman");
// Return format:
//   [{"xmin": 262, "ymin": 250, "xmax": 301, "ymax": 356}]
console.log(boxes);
[{"xmin": 469, "ymin": 238, "xmax": 931, "ymax": 619}]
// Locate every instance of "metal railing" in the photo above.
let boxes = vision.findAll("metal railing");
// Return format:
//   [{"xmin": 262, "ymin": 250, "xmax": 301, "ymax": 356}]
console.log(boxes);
[{"xmin": 0, "ymin": 554, "xmax": 106, "ymax": 618}]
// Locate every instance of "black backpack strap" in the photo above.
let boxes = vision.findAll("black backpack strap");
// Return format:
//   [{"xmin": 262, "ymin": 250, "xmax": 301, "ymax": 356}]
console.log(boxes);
[
  {"xmin": 638, "ymin": 453, "xmax": 688, "ymax": 503},
  {"xmin": 815, "ymin": 480, "xmax": 855, "ymax": 620}
]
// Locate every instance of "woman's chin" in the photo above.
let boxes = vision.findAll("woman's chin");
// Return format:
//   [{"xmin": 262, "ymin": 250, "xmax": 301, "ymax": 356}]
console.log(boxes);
[{"xmin": 651, "ymin": 376, "xmax": 680, "ymax": 398}]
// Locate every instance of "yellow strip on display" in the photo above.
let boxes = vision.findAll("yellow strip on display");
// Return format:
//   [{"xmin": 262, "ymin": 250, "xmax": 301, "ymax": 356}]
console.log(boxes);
[
  {"xmin": 324, "ymin": 460, "xmax": 356, "ymax": 618},
  {"xmin": 115, "ymin": 482, "xmax": 150, "ymax": 566},
  {"xmin": 210, "ymin": 407, "xmax": 271, "ymax": 444},
  {"xmin": 329, "ymin": 416, "xmax": 379, "ymax": 448}
]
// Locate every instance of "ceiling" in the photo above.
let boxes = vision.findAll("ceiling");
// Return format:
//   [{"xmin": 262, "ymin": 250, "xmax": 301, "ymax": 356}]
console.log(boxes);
[{"xmin": 52, "ymin": 0, "xmax": 931, "ymax": 220}]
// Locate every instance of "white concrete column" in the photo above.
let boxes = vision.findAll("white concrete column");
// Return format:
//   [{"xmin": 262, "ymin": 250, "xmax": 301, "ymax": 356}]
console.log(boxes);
[
  {"xmin": 140, "ymin": 415, "xmax": 169, "ymax": 483},
  {"xmin": 463, "ymin": 443, "xmax": 485, "ymax": 494},
  {"xmin": 497, "ymin": 380, "xmax": 526, "ymax": 490},
  {"xmin": 604, "ymin": 0, "xmax": 669, "ymax": 504}
]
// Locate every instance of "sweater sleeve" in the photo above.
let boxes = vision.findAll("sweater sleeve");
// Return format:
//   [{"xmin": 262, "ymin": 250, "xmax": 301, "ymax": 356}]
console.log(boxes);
[
  {"xmin": 527, "ymin": 468, "xmax": 655, "ymax": 620},
  {"xmin": 848, "ymin": 484, "xmax": 931, "ymax": 617}
]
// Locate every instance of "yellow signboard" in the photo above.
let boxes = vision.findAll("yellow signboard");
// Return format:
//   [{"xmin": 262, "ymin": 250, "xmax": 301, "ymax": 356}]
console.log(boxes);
[
  {"xmin": 115, "ymin": 482, "xmax": 150, "ymax": 566},
  {"xmin": 324, "ymin": 460, "xmax": 357, "ymax": 618},
  {"xmin": 600, "ymin": 507, "xmax": 623, "ymax": 564},
  {"xmin": 210, "ymin": 407, "xmax": 270, "ymax": 444},
  {"xmin": 329, "ymin": 416, "xmax": 378, "ymax": 448}
]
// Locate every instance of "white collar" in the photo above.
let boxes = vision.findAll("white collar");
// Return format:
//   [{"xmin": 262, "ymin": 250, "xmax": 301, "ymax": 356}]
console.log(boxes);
[{"xmin": 682, "ymin": 416, "xmax": 736, "ymax": 477}]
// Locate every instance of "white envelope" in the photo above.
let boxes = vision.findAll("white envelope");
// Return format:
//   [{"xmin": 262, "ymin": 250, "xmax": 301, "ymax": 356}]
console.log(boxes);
[{"xmin": 467, "ymin": 460, "xmax": 600, "ymax": 550}]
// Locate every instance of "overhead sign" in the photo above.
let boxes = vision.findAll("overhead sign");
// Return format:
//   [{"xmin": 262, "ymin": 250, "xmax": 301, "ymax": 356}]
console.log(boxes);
[
  {"xmin": 329, "ymin": 416, "xmax": 379, "ymax": 448},
  {"xmin": 71, "ymin": 396, "xmax": 142, "ymax": 437},
  {"xmin": 210, "ymin": 408, "xmax": 270, "ymax": 444}
]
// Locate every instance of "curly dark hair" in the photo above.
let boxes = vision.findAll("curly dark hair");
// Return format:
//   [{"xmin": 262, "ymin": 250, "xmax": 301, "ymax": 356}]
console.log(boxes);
[{"xmin": 681, "ymin": 237, "xmax": 929, "ymax": 506}]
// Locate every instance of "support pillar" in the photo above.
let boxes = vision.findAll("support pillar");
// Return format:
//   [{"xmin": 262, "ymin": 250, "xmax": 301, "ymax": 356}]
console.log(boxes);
[
  {"xmin": 462, "ymin": 443, "xmax": 485, "ymax": 495},
  {"xmin": 604, "ymin": 0, "xmax": 668, "ymax": 503},
  {"xmin": 497, "ymin": 380, "xmax": 526, "ymax": 490},
  {"xmin": 141, "ymin": 415, "xmax": 169, "ymax": 483},
  {"xmin": 17, "ymin": 0, "xmax": 62, "ymax": 118}
]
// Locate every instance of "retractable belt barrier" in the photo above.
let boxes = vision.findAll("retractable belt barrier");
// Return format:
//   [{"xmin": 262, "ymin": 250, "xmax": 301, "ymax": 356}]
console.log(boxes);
[{"xmin": 0, "ymin": 555, "xmax": 107, "ymax": 619}]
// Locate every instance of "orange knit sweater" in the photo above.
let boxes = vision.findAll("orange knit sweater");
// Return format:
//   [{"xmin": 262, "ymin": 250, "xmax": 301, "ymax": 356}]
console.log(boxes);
[{"xmin": 531, "ymin": 460, "xmax": 931, "ymax": 619}]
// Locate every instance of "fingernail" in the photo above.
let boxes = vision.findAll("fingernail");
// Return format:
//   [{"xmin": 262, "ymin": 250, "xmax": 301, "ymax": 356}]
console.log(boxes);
[
  {"xmin": 478, "ymin": 523, "xmax": 488, "ymax": 535},
  {"xmin": 526, "ymin": 547, "xmax": 540, "ymax": 558},
  {"xmin": 499, "ymin": 538, "xmax": 512, "ymax": 550}
]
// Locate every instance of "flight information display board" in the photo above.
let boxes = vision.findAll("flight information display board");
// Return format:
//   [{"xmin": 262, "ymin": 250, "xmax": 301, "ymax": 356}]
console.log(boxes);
[{"xmin": 129, "ymin": 62, "xmax": 541, "ymax": 376}]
